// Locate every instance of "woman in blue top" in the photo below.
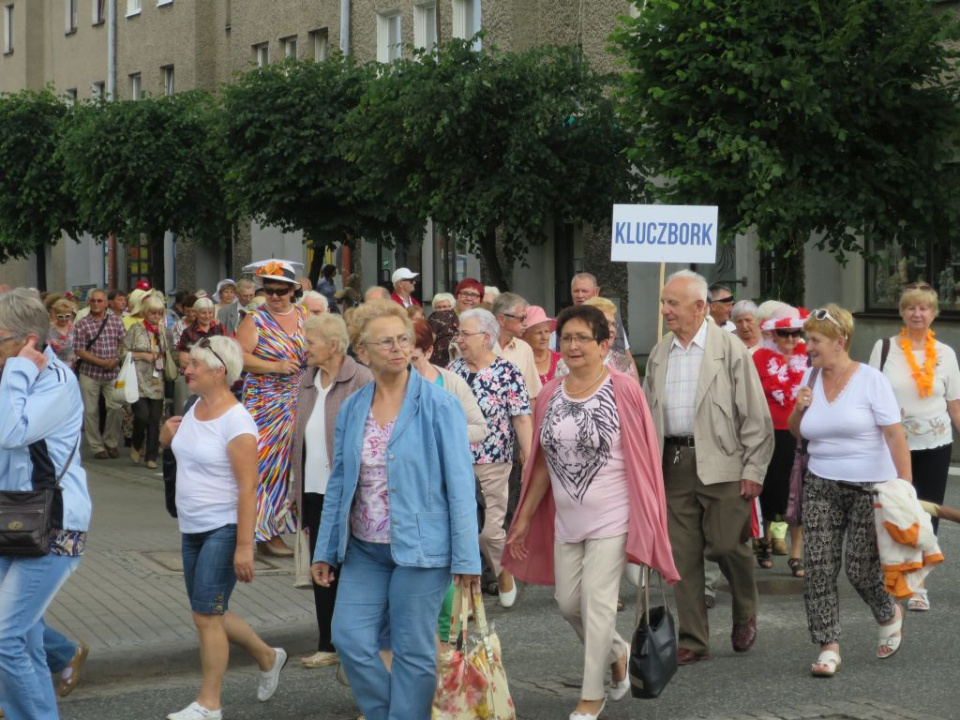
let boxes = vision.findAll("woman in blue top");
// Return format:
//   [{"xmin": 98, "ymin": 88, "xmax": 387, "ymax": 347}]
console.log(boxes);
[
  {"xmin": 311, "ymin": 300, "xmax": 480, "ymax": 720},
  {"xmin": 0, "ymin": 288, "xmax": 91, "ymax": 720}
]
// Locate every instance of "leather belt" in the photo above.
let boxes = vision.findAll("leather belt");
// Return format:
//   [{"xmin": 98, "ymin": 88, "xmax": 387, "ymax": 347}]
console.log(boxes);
[{"xmin": 664, "ymin": 436, "xmax": 696, "ymax": 448}]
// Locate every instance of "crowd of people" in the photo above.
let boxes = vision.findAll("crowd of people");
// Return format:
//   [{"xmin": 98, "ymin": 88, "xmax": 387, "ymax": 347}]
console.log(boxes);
[{"xmin": 0, "ymin": 263, "xmax": 950, "ymax": 720}]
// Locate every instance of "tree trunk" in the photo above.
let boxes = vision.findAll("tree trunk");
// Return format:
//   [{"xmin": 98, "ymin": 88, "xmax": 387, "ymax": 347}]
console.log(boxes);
[
  {"xmin": 34, "ymin": 247, "xmax": 47, "ymax": 293},
  {"xmin": 149, "ymin": 232, "xmax": 166, "ymax": 293},
  {"xmin": 308, "ymin": 239, "xmax": 324, "ymax": 288},
  {"xmin": 478, "ymin": 229, "xmax": 510, "ymax": 291},
  {"xmin": 767, "ymin": 235, "xmax": 806, "ymax": 306}
]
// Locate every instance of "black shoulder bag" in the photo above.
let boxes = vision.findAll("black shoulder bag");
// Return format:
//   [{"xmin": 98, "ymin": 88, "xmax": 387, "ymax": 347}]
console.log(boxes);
[
  {"xmin": 0, "ymin": 438, "xmax": 79, "ymax": 557},
  {"xmin": 629, "ymin": 566, "xmax": 677, "ymax": 699}
]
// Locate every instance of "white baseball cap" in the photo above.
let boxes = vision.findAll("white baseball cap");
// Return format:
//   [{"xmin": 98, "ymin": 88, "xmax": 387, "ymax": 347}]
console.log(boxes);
[{"xmin": 391, "ymin": 268, "xmax": 419, "ymax": 285}]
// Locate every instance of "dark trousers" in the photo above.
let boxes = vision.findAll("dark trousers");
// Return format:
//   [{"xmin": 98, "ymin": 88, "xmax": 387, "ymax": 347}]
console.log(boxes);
[
  {"xmin": 132, "ymin": 397, "xmax": 163, "ymax": 462},
  {"xmin": 303, "ymin": 492, "xmax": 338, "ymax": 652},
  {"xmin": 911, "ymin": 443, "xmax": 952, "ymax": 535}
]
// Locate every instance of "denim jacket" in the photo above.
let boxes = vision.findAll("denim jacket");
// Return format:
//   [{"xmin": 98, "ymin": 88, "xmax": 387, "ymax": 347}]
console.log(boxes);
[{"xmin": 313, "ymin": 370, "xmax": 481, "ymax": 575}]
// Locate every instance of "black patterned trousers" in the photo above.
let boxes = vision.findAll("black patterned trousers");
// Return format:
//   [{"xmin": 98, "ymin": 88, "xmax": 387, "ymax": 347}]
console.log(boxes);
[{"xmin": 802, "ymin": 473, "xmax": 896, "ymax": 646}]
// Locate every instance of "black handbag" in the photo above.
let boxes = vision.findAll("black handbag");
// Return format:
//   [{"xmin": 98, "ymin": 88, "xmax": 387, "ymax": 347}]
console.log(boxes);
[
  {"xmin": 0, "ymin": 439, "xmax": 78, "ymax": 557},
  {"xmin": 629, "ymin": 566, "xmax": 677, "ymax": 699}
]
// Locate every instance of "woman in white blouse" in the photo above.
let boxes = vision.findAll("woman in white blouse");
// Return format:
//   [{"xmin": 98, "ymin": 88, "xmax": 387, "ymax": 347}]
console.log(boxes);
[
  {"xmin": 789, "ymin": 305, "xmax": 912, "ymax": 679},
  {"xmin": 868, "ymin": 284, "xmax": 960, "ymax": 612}
]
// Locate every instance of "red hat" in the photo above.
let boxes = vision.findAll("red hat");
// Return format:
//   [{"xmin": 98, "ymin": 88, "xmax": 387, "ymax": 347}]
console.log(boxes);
[
  {"xmin": 455, "ymin": 277, "xmax": 484, "ymax": 298},
  {"xmin": 135, "ymin": 279, "xmax": 152, "ymax": 291}
]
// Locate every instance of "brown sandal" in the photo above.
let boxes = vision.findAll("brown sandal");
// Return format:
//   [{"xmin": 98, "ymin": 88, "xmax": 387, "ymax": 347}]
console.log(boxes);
[
  {"xmin": 788, "ymin": 558, "xmax": 806, "ymax": 578},
  {"xmin": 756, "ymin": 540, "xmax": 773, "ymax": 569}
]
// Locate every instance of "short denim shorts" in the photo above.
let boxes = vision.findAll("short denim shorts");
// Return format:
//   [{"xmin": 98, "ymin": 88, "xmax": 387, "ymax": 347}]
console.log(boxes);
[{"xmin": 181, "ymin": 524, "xmax": 238, "ymax": 615}]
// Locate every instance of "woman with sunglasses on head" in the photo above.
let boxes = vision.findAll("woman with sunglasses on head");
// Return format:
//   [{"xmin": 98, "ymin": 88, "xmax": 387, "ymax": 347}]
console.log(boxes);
[
  {"xmin": 752, "ymin": 307, "xmax": 809, "ymax": 575},
  {"xmin": 868, "ymin": 283, "xmax": 960, "ymax": 612},
  {"xmin": 48, "ymin": 297, "xmax": 78, "ymax": 369},
  {"xmin": 311, "ymin": 301, "xmax": 480, "ymax": 720},
  {"xmin": 161, "ymin": 336, "xmax": 287, "ymax": 720},
  {"xmin": 788, "ymin": 304, "xmax": 912, "ymax": 678},
  {"xmin": 236, "ymin": 261, "xmax": 308, "ymax": 559}
]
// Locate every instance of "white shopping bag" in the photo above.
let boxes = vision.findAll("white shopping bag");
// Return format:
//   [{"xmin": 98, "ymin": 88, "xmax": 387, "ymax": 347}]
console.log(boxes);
[{"xmin": 114, "ymin": 352, "xmax": 140, "ymax": 404}]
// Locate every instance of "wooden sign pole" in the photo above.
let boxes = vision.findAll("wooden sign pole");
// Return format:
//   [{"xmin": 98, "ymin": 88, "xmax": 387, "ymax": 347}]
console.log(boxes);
[{"xmin": 657, "ymin": 262, "xmax": 665, "ymax": 341}]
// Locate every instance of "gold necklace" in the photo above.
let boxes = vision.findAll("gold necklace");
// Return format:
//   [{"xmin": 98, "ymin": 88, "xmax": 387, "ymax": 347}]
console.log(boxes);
[{"xmin": 563, "ymin": 366, "xmax": 606, "ymax": 396}]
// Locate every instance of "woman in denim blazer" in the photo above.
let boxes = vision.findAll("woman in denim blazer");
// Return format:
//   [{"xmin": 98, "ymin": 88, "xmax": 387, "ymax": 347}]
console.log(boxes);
[{"xmin": 312, "ymin": 300, "xmax": 480, "ymax": 720}]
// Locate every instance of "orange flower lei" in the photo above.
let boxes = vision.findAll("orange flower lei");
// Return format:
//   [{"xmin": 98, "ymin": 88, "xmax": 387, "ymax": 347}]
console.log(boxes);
[{"xmin": 899, "ymin": 328, "xmax": 937, "ymax": 398}]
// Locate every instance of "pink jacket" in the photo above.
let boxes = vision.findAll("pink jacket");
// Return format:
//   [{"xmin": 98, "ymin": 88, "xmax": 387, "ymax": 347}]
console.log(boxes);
[{"xmin": 502, "ymin": 370, "xmax": 680, "ymax": 585}]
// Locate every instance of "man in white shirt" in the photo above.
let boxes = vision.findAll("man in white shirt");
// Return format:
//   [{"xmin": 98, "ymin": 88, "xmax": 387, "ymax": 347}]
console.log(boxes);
[
  {"xmin": 643, "ymin": 270, "xmax": 773, "ymax": 666},
  {"xmin": 708, "ymin": 283, "xmax": 737, "ymax": 332},
  {"xmin": 491, "ymin": 292, "xmax": 542, "ymax": 408}
]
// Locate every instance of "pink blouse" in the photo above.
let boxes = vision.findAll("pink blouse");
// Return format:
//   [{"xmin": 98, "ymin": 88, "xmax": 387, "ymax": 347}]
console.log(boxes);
[{"xmin": 350, "ymin": 412, "xmax": 396, "ymax": 543}]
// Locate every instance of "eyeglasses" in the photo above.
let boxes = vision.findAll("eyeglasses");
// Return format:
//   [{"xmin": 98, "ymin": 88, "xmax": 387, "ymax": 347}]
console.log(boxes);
[
  {"xmin": 903, "ymin": 283, "xmax": 933, "ymax": 291},
  {"xmin": 775, "ymin": 329, "xmax": 803, "ymax": 338},
  {"xmin": 56, "ymin": 314, "xmax": 74, "ymax": 321},
  {"xmin": 559, "ymin": 334, "xmax": 598, "ymax": 346},
  {"xmin": 88, "ymin": 299, "xmax": 105, "ymax": 303},
  {"xmin": 365, "ymin": 335, "xmax": 412, "ymax": 351},
  {"xmin": 710, "ymin": 296, "xmax": 735, "ymax": 304},
  {"xmin": 502, "ymin": 313, "xmax": 527, "ymax": 323},
  {"xmin": 453, "ymin": 330, "xmax": 485, "ymax": 340},
  {"xmin": 198, "ymin": 337, "xmax": 227, "ymax": 369},
  {"xmin": 0, "ymin": 335, "xmax": 19, "ymax": 344},
  {"xmin": 263, "ymin": 285, "xmax": 292, "ymax": 297},
  {"xmin": 457, "ymin": 291, "xmax": 481, "ymax": 300},
  {"xmin": 810, "ymin": 308, "xmax": 844, "ymax": 331}
]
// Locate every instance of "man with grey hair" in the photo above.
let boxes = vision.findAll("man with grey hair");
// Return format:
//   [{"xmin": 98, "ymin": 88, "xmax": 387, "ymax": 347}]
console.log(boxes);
[
  {"xmin": 708, "ymin": 283, "xmax": 736, "ymax": 332},
  {"xmin": 73, "ymin": 289, "xmax": 126, "ymax": 459},
  {"xmin": 364, "ymin": 286, "xmax": 390, "ymax": 303},
  {"xmin": 569, "ymin": 272, "xmax": 631, "ymax": 355},
  {"xmin": 643, "ymin": 270, "xmax": 773, "ymax": 665},
  {"xmin": 491, "ymin": 292, "xmax": 542, "ymax": 407}
]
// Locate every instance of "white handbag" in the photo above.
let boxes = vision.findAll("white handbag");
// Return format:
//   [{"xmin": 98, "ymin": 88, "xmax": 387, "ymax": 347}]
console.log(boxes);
[
  {"xmin": 294, "ymin": 527, "xmax": 313, "ymax": 589},
  {"xmin": 114, "ymin": 352, "xmax": 140, "ymax": 404}
]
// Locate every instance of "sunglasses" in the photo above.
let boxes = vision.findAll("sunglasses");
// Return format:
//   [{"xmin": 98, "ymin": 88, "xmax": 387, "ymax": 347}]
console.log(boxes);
[
  {"xmin": 56, "ymin": 314, "xmax": 74, "ymax": 321},
  {"xmin": 810, "ymin": 308, "xmax": 844, "ymax": 331},
  {"xmin": 711, "ymin": 296, "xmax": 735, "ymax": 304},
  {"xmin": 775, "ymin": 329, "xmax": 803, "ymax": 338},
  {"xmin": 198, "ymin": 337, "xmax": 227, "ymax": 369},
  {"xmin": 262, "ymin": 285, "xmax": 292, "ymax": 297},
  {"xmin": 903, "ymin": 283, "xmax": 933, "ymax": 291}
]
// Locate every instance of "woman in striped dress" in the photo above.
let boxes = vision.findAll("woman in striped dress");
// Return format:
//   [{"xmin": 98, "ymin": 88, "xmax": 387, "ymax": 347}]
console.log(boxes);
[{"xmin": 237, "ymin": 261, "xmax": 308, "ymax": 557}]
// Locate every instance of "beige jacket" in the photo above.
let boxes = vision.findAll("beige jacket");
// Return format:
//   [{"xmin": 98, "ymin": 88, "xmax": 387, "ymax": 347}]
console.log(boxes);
[
  {"xmin": 435, "ymin": 367, "xmax": 489, "ymax": 445},
  {"xmin": 643, "ymin": 320, "xmax": 773, "ymax": 485}
]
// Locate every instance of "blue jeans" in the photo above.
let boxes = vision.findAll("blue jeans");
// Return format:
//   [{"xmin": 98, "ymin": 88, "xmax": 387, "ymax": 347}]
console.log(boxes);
[
  {"xmin": 42, "ymin": 621, "xmax": 76, "ymax": 675},
  {"xmin": 181, "ymin": 524, "xmax": 238, "ymax": 615},
  {"xmin": 333, "ymin": 538, "xmax": 450, "ymax": 720},
  {"xmin": 0, "ymin": 554, "xmax": 81, "ymax": 720}
]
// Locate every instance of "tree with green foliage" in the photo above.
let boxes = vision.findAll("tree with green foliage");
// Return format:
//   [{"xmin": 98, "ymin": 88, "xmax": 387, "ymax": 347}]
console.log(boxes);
[
  {"xmin": 612, "ymin": 0, "xmax": 960, "ymax": 304},
  {"xmin": 341, "ymin": 39, "xmax": 635, "ymax": 290},
  {"xmin": 0, "ymin": 89, "xmax": 79, "ymax": 289},
  {"xmin": 60, "ymin": 91, "xmax": 231, "ymax": 292},
  {"xmin": 221, "ymin": 56, "xmax": 395, "ymax": 284}
]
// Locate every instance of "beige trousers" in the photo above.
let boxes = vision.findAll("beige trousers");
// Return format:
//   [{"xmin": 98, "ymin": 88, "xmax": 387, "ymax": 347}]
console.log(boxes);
[
  {"xmin": 474, "ymin": 463, "xmax": 511, "ymax": 577},
  {"xmin": 554, "ymin": 534, "xmax": 629, "ymax": 701},
  {"xmin": 79, "ymin": 374, "xmax": 124, "ymax": 454}
]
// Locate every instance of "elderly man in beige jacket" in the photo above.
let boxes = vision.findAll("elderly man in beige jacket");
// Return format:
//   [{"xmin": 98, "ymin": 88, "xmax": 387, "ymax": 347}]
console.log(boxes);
[{"xmin": 643, "ymin": 270, "xmax": 773, "ymax": 666}]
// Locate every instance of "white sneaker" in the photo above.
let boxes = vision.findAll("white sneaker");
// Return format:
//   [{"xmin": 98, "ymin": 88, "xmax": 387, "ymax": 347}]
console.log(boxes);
[
  {"xmin": 167, "ymin": 702, "xmax": 222, "ymax": 720},
  {"xmin": 257, "ymin": 647, "xmax": 288, "ymax": 702}
]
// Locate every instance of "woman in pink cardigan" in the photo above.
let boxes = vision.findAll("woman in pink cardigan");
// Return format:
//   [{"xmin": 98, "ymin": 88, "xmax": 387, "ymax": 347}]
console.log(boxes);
[{"xmin": 505, "ymin": 305, "xmax": 678, "ymax": 720}]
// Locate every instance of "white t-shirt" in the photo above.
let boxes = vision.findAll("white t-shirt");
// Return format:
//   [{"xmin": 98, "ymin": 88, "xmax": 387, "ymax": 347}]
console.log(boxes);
[
  {"xmin": 800, "ymin": 365, "xmax": 901, "ymax": 483},
  {"xmin": 304, "ymin": 375, "xmax": 333, "ymax": 495},
  {"xmin": 869, "ymin": 338, "xmax": 960, "ymax": 451},
  {"xmin": 173, "ymin": 403, "xmax": 259, "ymax": 534}
]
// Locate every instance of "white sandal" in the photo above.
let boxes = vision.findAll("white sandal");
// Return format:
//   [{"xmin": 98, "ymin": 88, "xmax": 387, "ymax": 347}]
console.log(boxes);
[
  {"xmin": 907, "ymin": 589, "xmax": 930, "ymax": 612},
  {"xmin": 811, "ymin": 650, "xmax": 841, "ymax": 677},
  {"xmin": 877, "ymin": 605, "xmax": 903, "ymax": 659}
]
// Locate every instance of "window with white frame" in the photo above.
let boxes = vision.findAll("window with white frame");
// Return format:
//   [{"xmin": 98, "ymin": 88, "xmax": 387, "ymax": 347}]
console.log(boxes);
[
  {"xmin": 376, "ymin": 11, "xmax": 402, "ymax": 63},
  {"xmin": 126, "ymin": 0, "xmax": 140, "ymax": 17},
  {"xmin": 157, "ymin": 0, "xmax": 173, "ymax": 6},
  {"xmin": 414, "ymin": 2, "xmax": 437, "ymax": 51},
  {"xmin": 93, "ymin": 0, "xmax": 105, "ymax": 24},
  {"xmin": 162, "ymin": 65, "xmax": 174, "ymax": 95},
  {"xmin": 64, "ymin": 88, "xmax": 77, "ymax": 106},
  {"xmin": 65, "ymin": 0, "xmax": 77, "ymax": 33},
  {"xmin": 254, "ymin": 42, "xmax": 269, "ymax": 67},
  {"xmin": 309, "ymin": 28, "xmax": 328, "ymax": 62},
  {"xmin": 2, "ymin": 4, "xmax": 13, "ymax": 54},
  {"xmin": 282, "ymin": 35, "xmax": 297, "ymax": 59},
  {"xmin": 130, "ymin": 73, "xmax": 141, "ymax": 100},
  {"xmin": 91, "ymin": 81, "xmax": 105, "ymax": 99},
  {"xmin": 452, "ymin": 0, "xmax": 480, "ymax": 47}
]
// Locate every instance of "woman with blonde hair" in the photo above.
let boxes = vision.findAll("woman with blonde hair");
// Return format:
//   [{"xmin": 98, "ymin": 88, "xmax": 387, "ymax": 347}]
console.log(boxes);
[
  {"xmin": 789, "ymin": 304, "xmax": 911, "ymax": 677},
  {"xmin": 311, "ymin": 300, "xmax": 479, "ymax": 720},
  {"xmin": 48, "ymin": 297, "xmax": 78, "ymax": 368},
  {"xmin": 581, "ymin": 297, "xmax": 638, "ymax": 380},
  {"xmin": 869, "ymin": 283, "xmax": 960, "ymax": 611}
]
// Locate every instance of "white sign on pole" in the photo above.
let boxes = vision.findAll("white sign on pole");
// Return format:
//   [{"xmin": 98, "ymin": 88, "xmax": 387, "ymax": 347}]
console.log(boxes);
[{"xmin": 610, "ymin": 204, "xmax": 719, "ymax": 264}]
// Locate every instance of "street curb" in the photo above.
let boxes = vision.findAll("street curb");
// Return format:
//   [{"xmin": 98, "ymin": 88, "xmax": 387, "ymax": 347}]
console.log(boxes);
[{"xmin": 80, "ymin": 622, "xmax": 319, "ymax": 687}]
